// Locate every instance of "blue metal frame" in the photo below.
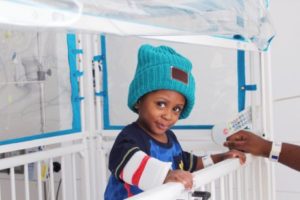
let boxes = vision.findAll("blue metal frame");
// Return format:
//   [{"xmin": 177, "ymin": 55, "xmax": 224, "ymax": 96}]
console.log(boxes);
[
  {"xmin": 97, "ymin": 36, "xmax": 255, "ymax": 130},
  {"xmin": 237, "ymin": 50, "xmax": 257, "ymax": 112},
  {"xmin": 0, "ymin": 33, "xmax": 83, "ymax": 145}
]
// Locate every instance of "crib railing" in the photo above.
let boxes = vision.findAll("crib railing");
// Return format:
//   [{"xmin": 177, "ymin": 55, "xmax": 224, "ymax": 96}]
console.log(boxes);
[
  {"xmin": 126, "ymin": 154, "xmax": 270, "ymax": 200},
  {"xmin": 0, "ymin": 134, "xmax": 90, "ymax": 200}
]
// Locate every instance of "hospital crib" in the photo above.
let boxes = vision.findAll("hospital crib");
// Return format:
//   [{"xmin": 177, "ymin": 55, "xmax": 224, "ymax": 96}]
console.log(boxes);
[
  {"xmin": 0, "ymin": 133, "xmax": 273, "ymax": 200},
  {"xmin": 0, "ymin": 1, "xmax": 276, "ymax": 199},
  {"xmin": 0, "ymin": 134, "xmax": 91, "ymax": 200},
  {"xmin": 0, "ymin": 34, "xmax": 276, "ymax": 200}
]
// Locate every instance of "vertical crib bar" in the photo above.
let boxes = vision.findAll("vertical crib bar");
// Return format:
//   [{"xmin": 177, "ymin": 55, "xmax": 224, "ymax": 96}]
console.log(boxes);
[
  {"xmin": 10, "ymin": 167, "xmax": 16, "ymax": 200},
  {"xmin": 228, "ymin": 173, "xmax": 234, "ymax": 200},
  {"xmin": 61, "ymin": 156, "xmax": 67, "ymax": 200},
  {"xmin": 258, "ymin": 158, "xmax": 263, "ymax": 200},
  {"xmin": 244, "ymin": 166, "xmax": 249, "ymax": 200},
  {"xmin": 236, "ymin": 169, "xmax": 242, "ymax": 200},
  {"xmin": 251, "ymin": 161, "xmax": 256, "ymax": 199},
  {"xmin": 0, "ymin": 182, "xmax": 2, "ymax": 200},
  {"xmin": 83, "ymin": 144, "xmax": 91, "ymax": 200},
  {"xmin": 220, "ymin": 177, "xmax": 225, "ymax": 200},
  {"xmin": 200, "ymin": 185, "xmax": 205, "ymax": 191},
  {"xmin": 24, "ymin": 164, "xmax": 30, "ymax": 200},
  {"xmin": 72, "ymin": 153, "xmax": 78, "ymax": 200},
  {"xmin": 210, "ymin": 181, "xmax": 216, "ymax": 200},
  {"xmin": 49, "ymin": 159, "xmax": 55, "ymax": 200},
  {"xmin": 37, "ymin": 161, "xmax": 43, "ymax": 200},
  {"xmin": 240, "ymin": 167, "xmax": 245, "ymax": 200}
]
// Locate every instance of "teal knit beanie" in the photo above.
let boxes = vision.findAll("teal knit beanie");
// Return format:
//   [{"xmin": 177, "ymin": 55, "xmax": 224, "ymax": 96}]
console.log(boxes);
[{"xmin": 128, "ymin": 44, "xmax": 195, "ymax": 119}]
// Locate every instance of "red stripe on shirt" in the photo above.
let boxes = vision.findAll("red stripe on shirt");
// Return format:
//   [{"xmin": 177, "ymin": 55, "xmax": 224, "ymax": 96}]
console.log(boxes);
[
  {"xmin": 124, "ymin": 182, "xmax": 133, "ymax": 197},
  {"xmin": 119, "ymin": 170, "xmax": 124, "ymax": 180},
  {"xmin": 132, "ymin": 155, "xmax": 150, "ymax": 186}
]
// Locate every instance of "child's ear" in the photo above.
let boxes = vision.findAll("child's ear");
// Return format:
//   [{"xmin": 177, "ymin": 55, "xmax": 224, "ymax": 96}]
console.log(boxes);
[{"xmin": 134, "ymin": 100, "xmax": 141, "ymax": 111}]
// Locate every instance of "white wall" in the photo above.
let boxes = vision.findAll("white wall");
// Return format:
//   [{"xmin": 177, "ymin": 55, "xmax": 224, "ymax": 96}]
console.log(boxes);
[{"xmin": 270, "ymin": 1, "xmax": 300, "ymax": 199}]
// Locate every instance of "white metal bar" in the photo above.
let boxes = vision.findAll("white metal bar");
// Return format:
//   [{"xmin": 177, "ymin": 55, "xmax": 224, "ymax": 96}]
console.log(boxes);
[
  {"xmin": 77, "ymin": 33, "xmax": 91, "ymax": 200},
  {"xmin": 94, "ymin": 31, "xmax": 108, "ymax": 199},
  {"xmin": 251, "ymin": 161, "xmax": 257, "ymax": 200},
  {"xmin": 24, "ymin": 164, "xmax": 30, "ymax": 200},
  {"xmin": 210, "ymin": 181, "xmax": 216, "ymax": 200},
  {"xmin": 228, "ymin": 173, "xmax": 234, "ymax": 200},
  {"xmin": 258, "ymin": 158, "xmax": 263, "ymax": 200},
  {"xmin": 128, "ymin": 155, "xmax": 253, "ymax": 200},
  {"xmin": 240, "ymin": 167, "xmax": 245, "ymax": 200},
  {"xmin": 61, "ymin": 156, "xmax": 67, "ymax": 200},
  {"xmin": 0, "ymin": 144, "xmax": 85, "ymax": 170},
  {"xmin": 193, "ymin": 154, "xmax": 252, "ymax": 188},
  {"xmin": 127, "ymin": 182, "xmax": 185, "ymax": 200},
  {"xmin": 261, "ymin": 50, "xmax": 276, "ymax": 200},
  {"xmin": 0, "ymin": 133, "xmax": 85, "ymax": 154},
  {"xmin": 72, "ymin": 153, "xmax": 78, "ymax": 200},
  {"xmin": 200, "ymin": 185, "xmax": 205, "ymax": 191},
  {"xmin": 145, "ymin": 35, "xmax": 258, "ymax": 51},
  {"xmin": 82, "ymin": 146, "xmax": 91, "ymax": 200},
  {"xmin": 97, "ymin": 142, "xmax": 108, "ymax": 198},
  {"xmin": 244, "ymin": 165, "xmax": 249, "ymax": 200},
  {"xmin": 37, "ymin": 161, "xmax": 43, "ymax": 200},
  {"xmin": 82, "ymin": 33, "xmax": 98, "ymax": 200},
  {"xmin": 236, "ymin": 169, "xmax": 242, "ymax": 200},
  {"xmin": 49, "ymin": 159, "xmax": 55, "ymax": 200},
  {"xmin": 220, "ymin": 176, "xmax": 225, "ymax": 200},
  {"xmin": 10, "ymin": 167, "xmax": 16, "ymax": 200}
]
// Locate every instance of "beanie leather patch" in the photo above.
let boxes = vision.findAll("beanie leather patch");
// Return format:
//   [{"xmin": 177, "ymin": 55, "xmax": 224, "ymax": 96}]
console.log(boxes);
[{"xmin": 171, "ymin": 66, "xmax": 188, "ymax": 84}]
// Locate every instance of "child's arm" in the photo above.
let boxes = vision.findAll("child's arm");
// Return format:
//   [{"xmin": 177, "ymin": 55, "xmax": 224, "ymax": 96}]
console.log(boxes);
[{"xmin": 195, "ymin": 150, "xmax": 246, "ymax": 170}]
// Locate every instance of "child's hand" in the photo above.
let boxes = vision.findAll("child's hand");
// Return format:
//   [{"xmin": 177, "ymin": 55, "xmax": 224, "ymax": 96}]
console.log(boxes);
[
  {"xmin": 222, "ymin": 150, "xmax": 246, "ymax": 164},
  {"xmin": 164, "ymin": 170, "xmax": 193, "ymax": 190}
]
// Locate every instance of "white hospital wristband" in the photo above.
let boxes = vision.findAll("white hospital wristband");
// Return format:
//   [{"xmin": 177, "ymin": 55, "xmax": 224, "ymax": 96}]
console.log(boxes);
[
  {"xmin": 269, "ymin": 142, "xmax": 282, "ymax": 162},
  {"xmin": 202, "ymin": 155, "xmax": 214, "ymax": 168}
]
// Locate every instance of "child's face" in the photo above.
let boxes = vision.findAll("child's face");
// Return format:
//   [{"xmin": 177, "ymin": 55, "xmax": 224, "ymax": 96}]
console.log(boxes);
[{"xmin": 136, "ymin": 90, "xmax": 185, "ymax": 141}]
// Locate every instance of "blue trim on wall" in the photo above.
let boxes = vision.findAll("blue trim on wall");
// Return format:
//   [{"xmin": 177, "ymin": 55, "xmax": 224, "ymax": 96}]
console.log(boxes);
[
  {"xmin": 98, "ymin": 35, "xmax": 215, "ymax": 130},
  {"xmin": 0, "ymin": 34, "xmax": 83, "ymax": 146}
]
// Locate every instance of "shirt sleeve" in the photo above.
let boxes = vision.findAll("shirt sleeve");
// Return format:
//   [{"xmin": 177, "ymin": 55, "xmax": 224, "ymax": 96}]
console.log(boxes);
[
  {"xmin": 181, "ymin": 150, "xmax": 198, "ymax": 172},
  {"xmin": 108, "ymin": 131, "xmax": 143, "ymax": 180},
  {"xmin": 108, "ymin": 127, "xmax": 172, "ymax": 191}
]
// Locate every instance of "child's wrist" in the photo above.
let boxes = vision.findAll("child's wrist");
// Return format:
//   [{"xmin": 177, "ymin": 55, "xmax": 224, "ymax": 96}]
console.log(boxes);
[{"xmin": 210, "ymin": 153, "xmax": 223, "ymax": 164}]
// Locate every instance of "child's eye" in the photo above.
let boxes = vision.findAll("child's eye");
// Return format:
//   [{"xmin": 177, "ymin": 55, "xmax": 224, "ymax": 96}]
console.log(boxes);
[
  {"xmin": 173, "ymin": 106, "xmax": 183, "ymax": 113},
  {"xmin": 156, "ymin": 101, "xmax": 166, "ymax": 108}
]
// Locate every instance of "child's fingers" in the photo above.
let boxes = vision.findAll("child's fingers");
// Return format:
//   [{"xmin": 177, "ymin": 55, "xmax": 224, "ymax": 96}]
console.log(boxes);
[
  {"xmin": 165, "ymin": 170, "xmax": 193, "ymax": 190},
  {"xmin": 179, "ymin": 172, "xmax": 193, "ymax": 190},
  {"xmin": 229, "ymin": 150, "xmax": 246, "ymax": 164}
]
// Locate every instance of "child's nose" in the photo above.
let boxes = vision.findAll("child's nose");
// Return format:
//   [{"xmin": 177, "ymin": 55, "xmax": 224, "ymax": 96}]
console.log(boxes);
[{"xmin": 162, "ymin": 109, "xmax": 173, "ymax": 120}]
